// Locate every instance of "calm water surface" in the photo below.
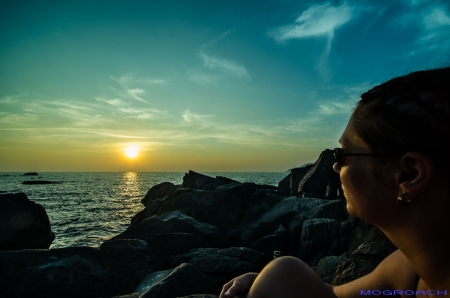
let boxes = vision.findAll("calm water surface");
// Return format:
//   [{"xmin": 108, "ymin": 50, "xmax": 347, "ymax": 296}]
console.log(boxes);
[{"xmin": 0, "ymin": 172, "xmax": 287, "ymax": 248}]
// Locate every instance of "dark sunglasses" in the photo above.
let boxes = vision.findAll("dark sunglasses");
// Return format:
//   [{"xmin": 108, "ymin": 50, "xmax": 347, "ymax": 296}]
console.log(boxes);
[{"xmin": 334, "ymin": 148, "xmax": 389, "ymax": 165}]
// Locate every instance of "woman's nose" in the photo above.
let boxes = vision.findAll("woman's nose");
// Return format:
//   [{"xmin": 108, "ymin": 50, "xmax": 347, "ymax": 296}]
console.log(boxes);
[{"xmin": 332, "ymin": 162, "xmax": 341, "ymax": 174}]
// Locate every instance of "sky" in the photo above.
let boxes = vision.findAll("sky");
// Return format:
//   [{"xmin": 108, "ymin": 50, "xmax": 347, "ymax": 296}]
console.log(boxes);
[{"xmin": 1, "ymin": 0, "xmax": 449, "ymax": 172}]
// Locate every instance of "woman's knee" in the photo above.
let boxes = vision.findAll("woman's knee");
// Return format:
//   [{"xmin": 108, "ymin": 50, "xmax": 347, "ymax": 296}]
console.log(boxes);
[{"xmin": 247, "ymin": 256, "xmax": 334, "ymax": 298}]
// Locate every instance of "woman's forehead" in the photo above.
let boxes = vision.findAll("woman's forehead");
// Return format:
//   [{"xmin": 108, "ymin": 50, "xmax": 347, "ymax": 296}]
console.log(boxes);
[{"xmin": 341, "ymin": 115, "xmax": 369, "ymax": 148}]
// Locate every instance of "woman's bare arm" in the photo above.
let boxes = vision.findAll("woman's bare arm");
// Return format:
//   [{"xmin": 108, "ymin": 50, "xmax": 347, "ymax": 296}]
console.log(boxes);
[{"xmin": 333, "ymin": 250, "xmax": 417, "ymax": 298}]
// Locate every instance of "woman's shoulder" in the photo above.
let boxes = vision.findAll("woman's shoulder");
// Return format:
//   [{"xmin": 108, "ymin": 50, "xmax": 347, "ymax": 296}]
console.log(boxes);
[{"xmin": 333, "ymin": 249, "xmax": 418, "ymax": 298}]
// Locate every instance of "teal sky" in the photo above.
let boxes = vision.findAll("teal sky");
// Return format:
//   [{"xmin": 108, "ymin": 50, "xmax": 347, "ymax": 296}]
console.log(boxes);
[{"xmin": 1, "ymin": 0, "xmax": 449, "ymax": 172}]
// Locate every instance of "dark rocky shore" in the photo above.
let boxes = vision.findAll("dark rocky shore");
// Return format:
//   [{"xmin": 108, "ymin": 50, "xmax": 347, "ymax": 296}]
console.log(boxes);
[{"xmin": 0, "ymin": 149, "xmax": 397, "ymax": 298}]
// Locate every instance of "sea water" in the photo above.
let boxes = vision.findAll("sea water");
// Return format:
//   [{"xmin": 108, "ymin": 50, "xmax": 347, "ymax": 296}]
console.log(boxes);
[{"xmin": 0, "ymin": 172, "xmax": 287, "ymax": 248}]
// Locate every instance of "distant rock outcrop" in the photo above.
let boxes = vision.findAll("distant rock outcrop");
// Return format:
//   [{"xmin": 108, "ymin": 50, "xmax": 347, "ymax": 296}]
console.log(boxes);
[
  {"xmin": 0, "ymin": 192, "xmax": 55, "ymax": 250},
  {"xmin": 0, "ymin": 149, "xmax": 396, "ymax": 297},
  {"xmin": 22, "ymin": 172, "xmax": 38, "ymax": 176}
]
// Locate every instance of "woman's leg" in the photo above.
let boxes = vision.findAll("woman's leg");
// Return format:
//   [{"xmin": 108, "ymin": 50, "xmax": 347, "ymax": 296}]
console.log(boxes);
[{"xmin": 246, "ymin": 256, "xmax": 337, "ymax": 298}]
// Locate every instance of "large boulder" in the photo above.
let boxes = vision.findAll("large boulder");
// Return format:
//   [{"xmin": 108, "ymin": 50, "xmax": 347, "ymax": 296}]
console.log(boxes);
[
  {"xmin": 136, "ymin": 263, "xmax": 220, "ymax": 297},
  {"xmin": 99, "ymin": 239, "xmax": 164, "ymax": 294},
  {"xmin": 290, "ymin": 164, "xmax": 314, "ymax": 196},
  {"xmin": 182, "ymin": 171, "xmax": 233, "ymax": 191},
  {"xmin": 298, "ymin": 150, "xmax": 341, "ymax": 196},
  {"xmin": 277, "ymin": 164, "xmax": 313, "ymax": 196},
  {"xmin": 0, "ymin": 247, "xmax": 111, "ymax": 298},
  {"xmin": 170, "ymin": 247, "xmax": 269, "ymax": 286},
  {"xmin": 141, "ymin": 182, "xmax": 181, "ymax": 207},
  {"xmin": 0, "ymin": 192, "xmax": 55, "ymax": 250},
  {"xmin": 297, "ymin": 218, "xmax": 343, "ymax": 263},
  {"xmin": 111, "ymin": 211, "xmax": 228, "ymax": 248},
  {"xmin": 277, "ymin": 173, "xmax": 290, "ymax": 196},
  {"xmin": 147, "ymin": 233, "xmax": 212, "ymax": 266},
  {"xmin": 332, "ymin": 228, "xmax": 397, "ymax": 285},
  {"xmin": 314, "ymin": 253, "xmax": 348, "ymax": 284}
]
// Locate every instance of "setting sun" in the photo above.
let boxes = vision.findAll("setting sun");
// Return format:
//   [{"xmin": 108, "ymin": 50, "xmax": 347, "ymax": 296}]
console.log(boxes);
[{"xmin": 125, "ymin": 146, "xmax": 139, "ymax": 158}]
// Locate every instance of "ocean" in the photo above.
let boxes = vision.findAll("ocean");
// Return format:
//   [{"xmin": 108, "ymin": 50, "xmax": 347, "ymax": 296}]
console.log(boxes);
[{"xmin": 0, "ymin": 172, "xmax": 287, "ymax": 248}]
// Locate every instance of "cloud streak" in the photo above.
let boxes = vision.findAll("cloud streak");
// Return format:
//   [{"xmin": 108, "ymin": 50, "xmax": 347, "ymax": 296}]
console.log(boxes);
[
  {"xmin": 127, "ymin": 88, "xmax": 147, "ymax": 103},
  {"xmin": 269, "ymin": 3, "xmax": 354, "ymax": 42},
  {"xmin": 269, "ymin": 2, "xmax": 357, "ymax": 80},
  {"xmin": 111, "ymin": 73, "xmax": 168, "ymax": 88},
  {"xmin": 190, "ymin": 31, "xmax": 251, "ymax": 83},
  {"xmin": 396, "ymin": 1, "xmax": 450, "ymax": 57},
  {"xmin": 201, "ymin": 54, "xmax": 251, "ymax": 80}
]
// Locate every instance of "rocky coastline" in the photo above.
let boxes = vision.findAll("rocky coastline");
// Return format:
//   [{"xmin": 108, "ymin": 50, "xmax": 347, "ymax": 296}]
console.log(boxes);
[{"xmin": 0, "ymin": 149, "xmax": 397, "ymax": 298}]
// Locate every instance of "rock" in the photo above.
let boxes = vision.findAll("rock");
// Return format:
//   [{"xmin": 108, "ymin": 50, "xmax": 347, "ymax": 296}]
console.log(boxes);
[
  {"xmin": 110, "ymin": 294, "xmax": 140, "ymax": 298},
  {"xmin": 277, "ymin": 173, "xmax": 290, "ymax": 196},
  {"xmin": 298, "ymin": 150, "xmax": 341, "ymax": 196},
  {"xmin": 290, "ymin": 164, "xmax": 314, "ymax": 196},
  {"xmin": 147, "ymin": 233, "xmax": 212, "ymax": 266},
  {"xmin": 0, "ymin": 247, "xmax": 112, "ymax": 297},
  {"xmin": 141, "ymin": 182, "xmax": 181, "ymax": 207},
  {"xmin": 137, "ymin": 263, "xmax": 220, "ymax": 297},
  {"xmin": 137, "ymin": 182, "xmax": 282, "ymax": 234},
  {"xmin": 303, "ymin": 199, "xmax": 347, "ymax": 221},
  {"xmin": 22, "ymin": 172, "xmax": 38, "ymax": 176},
  {"xmin": 332, "ymin": 229, "xmax": 397, "ymax": 285},
  {"xmin": 238, "ymin": 197, "xmax": 302, "ymax": 248},
  {"xmin": 314, "ymin": 253, "xmax": 348, "ymax": 284},
  {"xmin": 238, "ymin": 197, "xmax": 337, "ymax": 255},
  {"xmin": 99, "ymin": 239, "xmax": 164, "ymax": 294},
  {"xmin": 297, "ymin": 218, "xmax": 343, "ymax": 263},
  {"xmin": 250, "ymin": 234, "xmax": 288, "ymax": 257},
  {"xmin": 22, "ymin": 180, "xmax": 61, "ymax": 184},
  {"xmin": 177, "ymin": 295, "xmax": 219, "ymax": 298},
  {"xmin": 326, "ymin": 181, "xmax": 339, "ymax": 197},
  {"xmin": 277, "ymin": 164, "xmax": 314, "ymax": 196},
  {"xmin": 0, "ymin": 192, "xmax": 55, "ymax": 250},
  {"xmin": 111, "ymin": 211, "xmax": 228, "ymax": 248},
  {"xmin": 182, "ymin": 170, "xmax": 230, "ymax": 191},
  {"xmin": 170, "ymin": 247, "xmax": 269, "ymax": 286}
]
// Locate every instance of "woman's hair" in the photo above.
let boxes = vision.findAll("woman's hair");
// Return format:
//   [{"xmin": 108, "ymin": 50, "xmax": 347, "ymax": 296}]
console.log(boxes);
[{"xmin": 353, "ymin": 67, "xmax": 450, "ymax": 174}]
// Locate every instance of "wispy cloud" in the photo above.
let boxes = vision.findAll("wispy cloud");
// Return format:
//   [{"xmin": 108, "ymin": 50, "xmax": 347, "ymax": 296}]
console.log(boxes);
[
  {"xmin": 200, "ymin": 30, "xmax": 233, "ymax": 50},
  {"xmin": 269, "ymin": 2, "xmax": 357, "ymax": 80},
  {"xmin": 190, "ymin": 31, "xmax": 251, "ymax": 83},
  {"xmin": 119, "ymin": 107, "xmax": 173, "ymax": 120},
  {"xmin": 127, "ymin": 88, "xmax": 147, "ymax": 103},
  {"xmin": 317, "ymin": 101, "xmax": 355, "ymax": 116},
  {"xmin": 423, "ymin": 6, "xmax": 450, "ymax": 28},
  {"xmin": 182, "ymin": 109, "xmax": 215, "ymax": 125},
  {"xmin": 0, "ymin": 95, "xmax": 19, "ymax": 104},
  {"xmin": 111, "ymin": 73, "xmax": 168, "ymax": 88},
  {"xmin": 396, "ymin": 1, "xmax": 450, "ymax": 57},
  {"xmin": 201, "ymin": 54, "xmax": 251, "ymax": 80},
  {"xmin": 94, "ymin": 97, "xmax": 125, "ymax": 107},
  {"xmin": 269, "ymin": 3, "xmax": 354, "ymax": 42},
  {"xmin": 187, "ymin": 69, "xmax": 218, "ymax": 84}
]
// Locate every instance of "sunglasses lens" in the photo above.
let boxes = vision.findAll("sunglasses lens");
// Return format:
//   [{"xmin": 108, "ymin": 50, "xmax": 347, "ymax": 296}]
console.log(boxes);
[{"xmin": 334, "ymin": 148, "xmax": 345, "ymax": 165}]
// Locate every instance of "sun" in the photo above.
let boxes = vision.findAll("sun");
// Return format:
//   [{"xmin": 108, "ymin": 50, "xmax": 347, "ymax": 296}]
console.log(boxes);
[{"xmin": 125, "ymin": 146, "xmax": 139, "ymax": 158}]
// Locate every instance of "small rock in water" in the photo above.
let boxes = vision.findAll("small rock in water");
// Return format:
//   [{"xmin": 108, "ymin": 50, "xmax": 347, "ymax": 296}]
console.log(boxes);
[
  {"xmin": 22, "ymin": 181, "xmax": 60, "ymax": 185},
  {"xmin": 22, "ymin": 172, "xmax": 38, "ymax": 176}
]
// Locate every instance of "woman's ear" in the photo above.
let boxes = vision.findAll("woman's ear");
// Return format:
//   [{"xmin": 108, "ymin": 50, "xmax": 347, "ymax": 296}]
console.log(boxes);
[{"xmin": 395, "ymin": 152, "xmax": 435, "ymax": 199}]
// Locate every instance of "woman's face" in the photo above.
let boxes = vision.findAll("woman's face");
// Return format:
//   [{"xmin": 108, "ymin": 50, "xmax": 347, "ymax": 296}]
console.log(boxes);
[{"xmin": 333, "ymin": 113, "xmax": 398, "ymax": 223}]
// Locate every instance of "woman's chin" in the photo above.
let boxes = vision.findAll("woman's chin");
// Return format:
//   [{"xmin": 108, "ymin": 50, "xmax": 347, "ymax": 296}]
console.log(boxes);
[{"xmin": 345, "ymin": 202, "xmax": 357, "ymax": 217}]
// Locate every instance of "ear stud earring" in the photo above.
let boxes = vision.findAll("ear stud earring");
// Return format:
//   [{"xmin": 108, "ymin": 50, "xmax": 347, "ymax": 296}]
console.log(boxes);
[{"xmin": 398, "ymin": 192, "xmax": 411, "ymax": 205}]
